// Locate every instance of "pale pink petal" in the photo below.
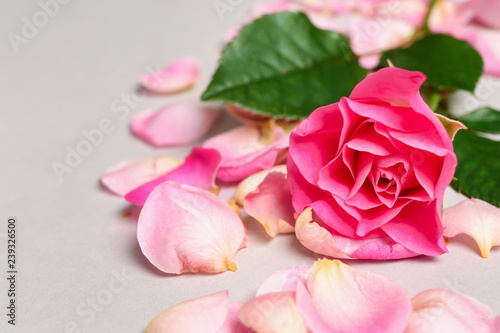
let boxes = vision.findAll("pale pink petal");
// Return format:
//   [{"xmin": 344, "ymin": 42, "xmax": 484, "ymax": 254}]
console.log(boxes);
[
  {"xmin": 238, "ymin": 291, "xmax": 308, "ymax": 333},
  {"xmin": 296, "ymin": 259, "xmax": 412, "ymax": 333},
  {"xmin": 443, "ymin": 198, "xmax": 500, "ymax": 258},
  {"xmin": 146, "ymin": 290, "xmax": 229, "ymax": 333},
  {"xmin": 469, "ymin": 0, "xmax": 500, "ymax": 29},
  {"xmin": 137, "ymin": 182, "xmax": 246, "ymax": 274},
  {"xmin": 406, "ymin": 288, "xmax": 496, "ymax": 333},
  {"xmin": 294, "ymin": 207, "xmax": 417, "ymax": 259},
  {"xmin": 234, "ymin": 165, "xmax": 287, "ymax": 205},
  {"xmin": 142, "ymin": 57, "xmax": 199, "ymax": 94},
  {"xmin": 125, "ymin": 147, "xmax": 221, "ymax": 206},
  {"xmin": 100, "ymin": 157, "xmax": 180, "ymax": 196},
  {"xmin": 203, "ymin": 123, "xmax": 288, "ymax": 183},
  {"xmin": 131, "ymin": 102, "xmax": 221, "ymax": 147},
  {"xmin": 219, "ymin": 303, "xmax": 253, "ymax": 333},
  {"xmin": 256, "ymin": 266, "xmax": 309, "ymax": 297},
  {"xmin": 243, "ymin": 171, "xmax": 295, "ymax": 237}
]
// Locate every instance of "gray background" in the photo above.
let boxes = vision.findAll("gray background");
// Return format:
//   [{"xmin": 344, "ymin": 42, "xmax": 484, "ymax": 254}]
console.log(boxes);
[{"xmin": 1, "ymin": 1, "xmax": 499, "ymax": 332}]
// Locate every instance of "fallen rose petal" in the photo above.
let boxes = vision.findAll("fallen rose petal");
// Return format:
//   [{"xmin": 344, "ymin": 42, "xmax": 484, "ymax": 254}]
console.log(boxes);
[
  {"xmin": 256, "ymin": 265, "xmax": 309, "ymax": 297},
  {"xmin": 131, "ymin": 102, "xmax": 221, "ymax": 147},
  {"xmin": 145, "ymin": 290, "xmax": 229, "ymax": 333},
  {"xmin": 219, "ymin": 303, "xmax": 253, "ymax": 333},
  {"xmin": 240, "ymin": 168, "xmax": 295, "ymax": 237},
  {"xmin": 142, "ymin": 57, "xmax": 199, "ymax": 94},
  {"xmin": 234, "ymin": 165, "xmax": 287, "ymax": 206},
  {"xmin": 295, "ymin": 259, "xmax": 412, "ymax": 333},
  {"xmin": 100, "ymin": 157, "xmax": 180, "ymax": 196},
  {"xmin": 138, "ymin": 181, "xmax": 246, "ymax": 274},
  {"xmin": 295, "ymin": 207, "xmax": 418, "ymax": 259},
  {"xmin": 443, "ymin": 198, "xmax": 500, "ymax": 258},
  {"xmin": 203, "ymin": 123, "xmax": 288, "ymax": 183},
  {"xmin": 125, "ymin": 147, "xmax": 220, "ymax": 206},
  {"xmin": 406, "ymin": 288, "xmax": 496, "ymax": 333},
  {"xmin": 238, "ymin": 291, "xmax": 308, "ymax": 333}
]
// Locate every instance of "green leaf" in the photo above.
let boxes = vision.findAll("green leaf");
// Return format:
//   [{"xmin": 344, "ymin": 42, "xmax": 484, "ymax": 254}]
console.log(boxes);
[
  {"xmin": 458, "ymin": 107, "xmax": 500, "ymax": 134},
  {"xmin": 380, "ymin": 34, "xmax": 483, "ymax": 92},
  {"xmin": 201, "ymin": 12, "xmax": 367, "ymax": 119},
  {"xmin": 451, "ymin": 130, "xmax": 500, "ymax": 207}
]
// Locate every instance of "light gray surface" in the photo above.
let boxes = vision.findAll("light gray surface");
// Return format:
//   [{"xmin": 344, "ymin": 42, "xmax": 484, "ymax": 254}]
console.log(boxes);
[{"xmin": 1, "ymin": 1, "xmax": 499, "ymax": 332}]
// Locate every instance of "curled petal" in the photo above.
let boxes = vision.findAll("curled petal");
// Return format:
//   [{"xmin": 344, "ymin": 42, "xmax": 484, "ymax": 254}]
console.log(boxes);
[
  {"xmin": 125, "ymin": 147, "xmax": 220, "ymax": 206},
  {"xmin": 436, "ymin": 114, "xmax": 467, "ymax": 140},
  {"xmin": 241, "ymin": 169, "xmax": 295, "ymax": 237},
  {"xmin": 203, "ymin": 123, "xmax": 288, "ymax": 182},
  {"xmin": 296, "ymin": 259, "xmax": 412, "ymax": 333},
  {"xmin": 131, "ymin": 102, "xmax": 221, "ymax": 147},
  {"xmin": 234, "ymin": 165, "xmax": 287, "ymax": 206},
  {"xmin": 443, "ymin": 198, "xmax": 500, "ymax": 258},
  {"xmin": 142, "ymin": 57, "xmax": 199, "ymax": 94},
  {"xmin": 238, "ymin": 292, "xmax": 308, "ymax": 333},
  {"xmin": 256, "ymin": 266, "xmax": 309, "ymax": 297},
  {"xmin": 295, "ymin": 207, "xmax": 417, "ymax": 259},
  {"xmin": 100, "ymin": 157, "xmax": 180, "ymax": 196},
  {"xmin": 406, "ymin": 288, "xmax": 496, "ymax": 333},
  {"xmin": 137, "ymin": 182, "xmax": 246, "ymax": 274},
  {"xmin": 146, "ymin": 291, "xmax": 229, "ymax": 333}
]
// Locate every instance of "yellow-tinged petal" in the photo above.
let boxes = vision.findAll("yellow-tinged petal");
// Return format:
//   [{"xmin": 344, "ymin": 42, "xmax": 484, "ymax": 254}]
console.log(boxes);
[{"xmin": 436, "ymin": 114, "xmax": 467, "ymax": 140}]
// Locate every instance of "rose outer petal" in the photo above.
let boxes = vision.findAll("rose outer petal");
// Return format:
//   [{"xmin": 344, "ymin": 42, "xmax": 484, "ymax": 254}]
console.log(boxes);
[
  {"xmin": 296, "ymin": 259, "xmax": 412, "ymax": 333},
  {"xmin": 125, "ymin": 147, "xmax": 221, "ymax": 206},
  {"xmin": 100, "ymin": 157, "xmax": 180, "ymax": 196},
  {"xmin": 145, "ymin": 290, "xmax": 229, "ymax": 333},
  {"xmin": 137, "ymin": 182, "xmax": 246, "ymax": 274},
  {"xmin": 443, "ymin": 198, "xmax": 500, "ymax": 258},
  {"xmin": 141, "ymin": 57, "xmax": 199, "ymax": 94},
  {"xmin": 406, "ymin": 288, "xmax": 496, "ymax": 333},
  {"xmin": 131, "ymin": 102, "xmax": 221, "ymax": 147},
  {"xmin": 295, "ymin": 207, "xmax": 417, "ymax": 259}
]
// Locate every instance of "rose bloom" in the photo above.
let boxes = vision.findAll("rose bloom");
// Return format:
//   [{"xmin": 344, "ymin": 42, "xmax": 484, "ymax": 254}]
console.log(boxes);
[{"xmin": 288, "ymin": 68, "xmax": 456, "ymax": 259}]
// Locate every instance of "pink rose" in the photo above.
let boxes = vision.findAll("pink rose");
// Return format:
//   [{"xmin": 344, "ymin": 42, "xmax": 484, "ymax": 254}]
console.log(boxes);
[{"xmin": 288, "ymin": 68, "xmax": 456, "ymax": 259}]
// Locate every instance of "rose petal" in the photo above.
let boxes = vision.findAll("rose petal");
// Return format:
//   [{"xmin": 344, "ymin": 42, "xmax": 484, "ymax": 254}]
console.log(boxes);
[
  {"xmin": 131, "ymin": 102, "xmax": 221, "ymax": 147},
  {"xmin": 137, "ymin": 182, "xmax": 246, "ymax": 274},
  {"xmin": 256, "ymin": 266, "xmax": 309, "ymax": 297},
  {"xmin": 295, "ymin": 207, "xmax": 417, "ymax": 259},
  {"xmin": 238, "ymin": 291, "xmax": 308, "ymax": 333},
  {"xmin": 381, "ymin": 200, "xmax": 448, "ymax": 256},
  {"xmin": 203, "ymin": 123, "xmax": 288, "ymax": 182},
  {"xmin": 234, "ymin": 165, "xmax": 287, "ymax": 206},
  {"xmin": 443, "ymin": 198, "xmax": 500, "ymax": 258},
  {"xmin": 145, "ymin": 290, "xmax": 229, "ymax": 333},
  {"xmin": 100, "ymin": 157, "xmax": 180, "ymax": 196},
  {"xmin": 295, "ymin": 259, "xmax": 412, "ymax": 333},
  {"xmin": 243, "ymin": 171, "xmax": 295, "ymax": 237},
  {"xmin": 141, "ymin": 57, "xmax": 199, "ymax": 94},
  {"xmin": 219, "ymin": 303, "xmax": 253, "ymax": 333},
  {"xmin": 469, "ymin": 0, "xmax": 500, "ymax": 29},
  {"xmin": 406, "ymin": 288, "xmax": 496, "ymax": 333},
  {"xmin": 125, "ymin": 147, "xmax": 220, "ymax": 206}
]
